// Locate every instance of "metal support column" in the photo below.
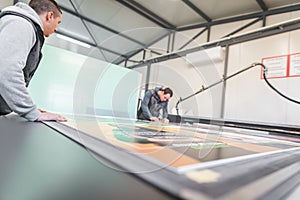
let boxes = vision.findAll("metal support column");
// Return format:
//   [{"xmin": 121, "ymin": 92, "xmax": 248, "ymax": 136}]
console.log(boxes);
[{"xmin": 220, "ymin": 45, "xmax": 230, "ymax": 118}]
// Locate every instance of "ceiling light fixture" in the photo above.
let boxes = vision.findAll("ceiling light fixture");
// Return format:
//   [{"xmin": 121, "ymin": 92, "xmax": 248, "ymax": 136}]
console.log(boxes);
[{"xmin": 56, "ymin": 33, "xmax": 91, "ymax": 48}]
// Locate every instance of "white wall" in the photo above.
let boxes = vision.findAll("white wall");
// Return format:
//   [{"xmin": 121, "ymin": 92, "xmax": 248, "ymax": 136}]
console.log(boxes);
[
  {"xmin": 224, "ymin": 29, "xmax": 300, "ymax": 125},
  {"xmin": 133, "ymin": 10, "xmax": 300, "ymax": 126}
]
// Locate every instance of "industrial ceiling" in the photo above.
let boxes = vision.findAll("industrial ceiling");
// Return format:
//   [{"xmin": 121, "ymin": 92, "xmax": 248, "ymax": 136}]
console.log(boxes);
[{"xmin": 2, "ymin": 0, "xmax": 300, "ymax": 65}]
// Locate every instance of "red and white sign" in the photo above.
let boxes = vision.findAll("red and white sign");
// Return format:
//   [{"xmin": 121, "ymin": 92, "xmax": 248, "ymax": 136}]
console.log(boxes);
[
  {"xmin": 289, "ymin": 53, "xmax": 300, "ymax": 77},
  {"xmin": 261, "ymin": 52, "xmax": 300, "ymax": 79}
]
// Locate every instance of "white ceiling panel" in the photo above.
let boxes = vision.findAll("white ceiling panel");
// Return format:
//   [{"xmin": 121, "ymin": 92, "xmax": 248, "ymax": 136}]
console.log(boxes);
[
  {"xmin": 99, "ymin": 3, "xmax": 160, "ymax": 32},
  {"xmin": 121, "ymin": 27, "xmax": 169, "ymax": 46},
  {"xmin": 57, "ymin": 0, "xmax": 160, "ymax": 32},
  {"xmin": 135, "ymin": 0, "xmax": 206, "ymax": 27},
  {"xmin": 89, "ymin": 47, "xmax": 125, "ymax": 63},
  {"xmin": 57, "ymin": 0, "xmax": 123, "ymax": 24},
  {"xmin": 264, "ymin": 0, "xmax": 300, "ymax": 9},
  {"xmin": 190, "ymin": 0, "xmax": 261, "ymax": 20},
  {"xmin": 99, "ymin": 33, "xmax": 144, "ymax": 55},
  {"xmin": 58, "ymin": 12, "xmax": 94, "ymax": 43}
]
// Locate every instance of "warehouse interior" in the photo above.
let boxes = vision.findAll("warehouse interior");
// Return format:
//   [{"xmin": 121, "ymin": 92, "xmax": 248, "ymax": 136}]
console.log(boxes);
[{"xmin": 2, "ymin": 0, "xmax": 300, "ymax": 199}]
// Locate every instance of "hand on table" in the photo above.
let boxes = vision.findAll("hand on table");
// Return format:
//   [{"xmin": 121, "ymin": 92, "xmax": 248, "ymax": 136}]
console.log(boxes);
[
  {"xmin": 162, "ymin": 118, "xmax": 169, "ymax": 124},
  {"xmin": 36, "ymin": 110, "xmax": 67, "ymax": 122},
  {"xmin": 149, "ymin": 117, "xmax": 169, "ymax": 124},
  {"xmin": 150, "ymin": 117, "xmax": 160, "ymax": 122}
]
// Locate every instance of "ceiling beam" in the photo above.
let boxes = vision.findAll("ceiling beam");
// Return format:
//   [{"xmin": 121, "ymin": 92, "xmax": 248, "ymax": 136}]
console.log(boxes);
[
  {"xmin": 182, "ymin": 0, "xmax": 211, "ymax": 22},
  {"xmin": 114, "ymin": 31, "xmax": 173, "ymax": 65},
  {"xmin": 127, "ymin": 17, "xmax": 300, "ymax": 68},
  {"xmin": 55, "ymin": 30, "xmax": 127, "ymax": 58},
  {"xmin": 178, "ymin": 27, "xmax": 208, "ymax": 50},
  {"xmin": 115, "ymin": 0, "xmax": 176, "ymax": 29},
  {"xmin": 64, "ymin": 1, "xmax": 299, "ymax": 65},
  {"xmin": 177, "ymin": 3, "xmax": 300, "ymax": 31},
  {"xmin": 58, "ymin": 4, "xmax": 146, "ymax": 47},
  {"xmin": 256, "ymin": 0, "xmax": 268, "ymax": 11},
  {"xmin": 12, "ymin": 0, "xmax": 130, "ymax": 61},
  {"xmin": 222, "ymin": 17, "xmax": 262, "ymax": 38},
  {"xmin": 69, "ymin": 0, "xmax": 98, "ymax": 47}
]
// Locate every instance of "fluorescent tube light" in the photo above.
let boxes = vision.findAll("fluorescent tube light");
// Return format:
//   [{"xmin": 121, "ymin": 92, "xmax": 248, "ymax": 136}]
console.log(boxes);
[{"xmin": 56, "ymin": 33, "xmax": 91, "ymax": 48}]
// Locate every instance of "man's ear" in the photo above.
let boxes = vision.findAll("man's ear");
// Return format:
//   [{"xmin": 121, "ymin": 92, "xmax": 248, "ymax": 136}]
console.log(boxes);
[{"xmin": 46, "ymin": 11, "xmax": 54, "ymax": 21}]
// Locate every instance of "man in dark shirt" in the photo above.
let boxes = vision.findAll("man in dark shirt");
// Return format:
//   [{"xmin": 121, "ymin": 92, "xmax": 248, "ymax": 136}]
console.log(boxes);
[{"xmin": 137, "ymin": 87, "xmax": 173, "ymax": 123}]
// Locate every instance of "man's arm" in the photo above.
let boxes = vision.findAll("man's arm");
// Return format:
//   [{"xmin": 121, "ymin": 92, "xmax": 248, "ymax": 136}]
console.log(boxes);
[
  {"xmin": 140, "ymin": 90, "xmax": 153, "ymax": 120},
  {"xmin": 162, "ymin": 102, "xmax": 169, "ymax": 123},
  {"xmin": 0, "ymin": 18, "xmax": 67, "ymax": 122},
  {"xmin": 0, "ymin": 18, "xmax": 42, "ymax": 121},
  {"xmin": 162, "ymin": 102, "xmax": 169, "ymax": 119}
]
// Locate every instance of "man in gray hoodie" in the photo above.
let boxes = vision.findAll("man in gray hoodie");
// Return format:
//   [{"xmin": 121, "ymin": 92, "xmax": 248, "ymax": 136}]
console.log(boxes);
[{"xmin": 0, "ymin": 0, "xmax": 66, "ymax": 122}]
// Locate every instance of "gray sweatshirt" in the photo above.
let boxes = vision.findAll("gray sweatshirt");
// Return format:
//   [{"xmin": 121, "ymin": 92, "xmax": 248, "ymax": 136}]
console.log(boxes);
[
  {"xmin": 0, "ymin": 3, "xmax": 43, "ymax": 121},
  {"xmin": 138, "ymin": 87, "xmax": 169, "ymax": 120}
]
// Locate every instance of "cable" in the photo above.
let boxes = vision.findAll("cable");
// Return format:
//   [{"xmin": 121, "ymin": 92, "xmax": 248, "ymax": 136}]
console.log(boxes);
[
  {"xmin": 259, "ymin": 63, "xmax": 300, "ymax": 105},
  {"xmin": 175, "ymin": 62, "xmax": 300, "ymax": 116}
]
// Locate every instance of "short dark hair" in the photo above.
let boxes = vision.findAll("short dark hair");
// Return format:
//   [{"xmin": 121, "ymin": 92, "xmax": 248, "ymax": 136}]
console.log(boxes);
[
  {"xmin": 163, "ymin": 87, "xmax": 173, "ymax": 97},
  {"xmin": 29, "ymin": 0, "xmax": 62, "ymax": 18}
]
